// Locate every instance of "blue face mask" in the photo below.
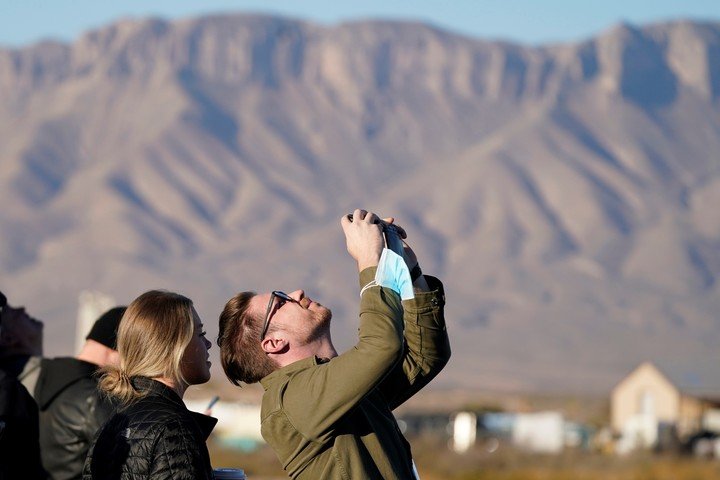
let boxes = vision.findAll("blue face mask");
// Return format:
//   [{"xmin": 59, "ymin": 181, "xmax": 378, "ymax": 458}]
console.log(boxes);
[{"xmin": 374, "ymin": 248, "xmax": 415, "ymax": 300}]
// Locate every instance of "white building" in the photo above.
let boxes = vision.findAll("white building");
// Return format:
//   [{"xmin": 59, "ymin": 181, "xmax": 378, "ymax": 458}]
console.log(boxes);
[{"xmin": 611, "ymin": 362, "xmax": 720, "ymax": 453}]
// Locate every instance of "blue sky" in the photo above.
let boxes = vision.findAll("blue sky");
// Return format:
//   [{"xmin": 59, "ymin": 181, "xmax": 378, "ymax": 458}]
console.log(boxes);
[{"xmin": 1, "ymin": 0, "xmax": 719, "ymax": 47}]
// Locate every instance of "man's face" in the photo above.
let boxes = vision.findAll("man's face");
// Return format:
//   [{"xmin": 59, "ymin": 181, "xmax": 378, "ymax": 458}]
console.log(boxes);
[
  {"xmin": 252, "ymin": 290, "xmax": 332, "ymax": 346},
  {"xmin": 0, "ymin": 305, "xmax": 44, "ymax": 356}
]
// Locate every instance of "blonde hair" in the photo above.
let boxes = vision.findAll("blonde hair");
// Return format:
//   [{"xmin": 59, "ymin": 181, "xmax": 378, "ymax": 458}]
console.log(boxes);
[{"xmin": 99, "ymin": 290, "xmax": 194, "ymax": 404}]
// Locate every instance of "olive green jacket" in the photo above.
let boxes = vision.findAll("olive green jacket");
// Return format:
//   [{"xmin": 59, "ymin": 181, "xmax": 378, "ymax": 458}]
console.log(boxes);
[{"xmin": 260, "ymin": 267, "xmax": 451, "ymax": 479}]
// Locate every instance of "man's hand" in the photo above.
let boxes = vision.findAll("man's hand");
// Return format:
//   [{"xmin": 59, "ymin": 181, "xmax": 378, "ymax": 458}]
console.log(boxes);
[{"xmin": 341, "ymin": 209, "xmax": 385, "ymax": 272}]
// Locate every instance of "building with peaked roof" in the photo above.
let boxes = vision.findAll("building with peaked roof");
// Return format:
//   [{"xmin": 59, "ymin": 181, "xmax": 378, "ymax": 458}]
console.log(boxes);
[{"xmin": 611, "ymin": 362, "xmax": 720, "ymax": 449}]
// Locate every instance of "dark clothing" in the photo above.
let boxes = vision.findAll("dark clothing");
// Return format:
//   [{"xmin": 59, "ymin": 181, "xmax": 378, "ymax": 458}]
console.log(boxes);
[
  {"xmin": 0, "ymin": 354, "xmax": 42, "ymax": 399},
  {"xmin": 0, "ymin": 369, "xmax": 45, "ymax": 480},
  {"xmin": 260, "ymin": 268, "xmax": 451, "ymax": 479},
  {"xmin": 0, "ymin": 355, "xmax": 31, "ymax": 378},
  {"xmin": 35, "ymin": 358, "xmax": 114, "ymax": 480},
  {"xmin": 82, "ymin": 377, "xmax": 217, "ymax": 480}
]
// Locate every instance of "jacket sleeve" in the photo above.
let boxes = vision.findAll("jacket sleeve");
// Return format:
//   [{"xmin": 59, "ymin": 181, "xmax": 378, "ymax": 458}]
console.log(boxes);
[
  {"xmin": 277, "ymin": 266, "xmax": 405, "ymax": 443},
  {"xmin": 378, "ymin": 275, "xmax": 451, "ymax": 410}
]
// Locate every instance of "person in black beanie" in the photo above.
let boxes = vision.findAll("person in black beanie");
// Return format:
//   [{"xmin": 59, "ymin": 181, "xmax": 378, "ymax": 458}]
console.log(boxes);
[
  {"xmin": 0, "ymin": 290, "xmax": 47, "ymax": 480},
  {"xmin": 34, "ymin": 306, "xmax": 126, "ymax": 480}
]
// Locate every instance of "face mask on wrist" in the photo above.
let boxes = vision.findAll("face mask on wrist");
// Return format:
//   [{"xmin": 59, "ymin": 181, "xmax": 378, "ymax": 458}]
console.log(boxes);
[{"xmin": 374, "ymin": 248, "xmax": 414, "ymax": 300}]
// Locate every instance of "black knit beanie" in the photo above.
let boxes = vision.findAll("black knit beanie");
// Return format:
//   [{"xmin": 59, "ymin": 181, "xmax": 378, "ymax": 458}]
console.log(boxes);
[{"xmin": 86, "ymin": 306, "xmax": 126, "ymax": 349}]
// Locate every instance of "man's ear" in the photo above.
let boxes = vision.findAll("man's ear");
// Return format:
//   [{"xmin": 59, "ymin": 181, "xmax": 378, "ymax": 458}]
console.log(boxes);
[{"xmin": 261, "ymin": 336, "xmax": 288, "ymax": 354}]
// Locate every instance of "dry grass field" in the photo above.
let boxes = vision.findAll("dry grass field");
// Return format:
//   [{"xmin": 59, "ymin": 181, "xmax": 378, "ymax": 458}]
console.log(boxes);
[
  {"xmin": 209, "ymin": 437, "xmax": 720, "ymax": 480},
  {"xmin": 415, "ymin": 445, "xmax": 720, "ymax": 480}
]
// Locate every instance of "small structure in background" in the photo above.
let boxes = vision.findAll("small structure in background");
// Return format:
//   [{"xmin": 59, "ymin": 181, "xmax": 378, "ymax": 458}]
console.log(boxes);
[
  {"xmin": 611, "ymin": 361, "xmax": 720, "ymax": 454},
  {"xmin": 512, "ymin": 411, "xmax": 564, "ymax": 454},
  {"xmin": 185, "ymin": 399, "xmax": 263, "ymax": 451},
  {"xmin": 565, "ymin": 421, "xmax": 595, "ymax": 450},
  {"xmin": 481, "ymin": 412, "xmax": 516, "ymax": 441},
  {"xmin": 451, "ymin": 412, "xmax": 477, "ymax": 453},
  {"xmin": 397, "ymin": 412, "xmax": 452, "ymax": 439},
  {"xmin": 397, "ymin": 409, "xmax": 594, "ymax": 455},
  {"xmin": 76, "ymin": 291, "xmax": 116, "ymax": 354}
]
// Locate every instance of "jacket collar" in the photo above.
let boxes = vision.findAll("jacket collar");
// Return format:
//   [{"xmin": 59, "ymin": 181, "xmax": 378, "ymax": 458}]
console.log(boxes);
[
  {"xmin": 260, "ymin": 355, "xmax": 321, "ymax": 390},
  {"xmin": 131, "ymin": 376, "xmax": 184, "ymax": 405},
  {"xmin": 190, "ymin": 411, "xmax": 218, "ymax": 441},
  {"xmin": 130, "ymin": 376, "xmax": 218, "ymax": 440}
]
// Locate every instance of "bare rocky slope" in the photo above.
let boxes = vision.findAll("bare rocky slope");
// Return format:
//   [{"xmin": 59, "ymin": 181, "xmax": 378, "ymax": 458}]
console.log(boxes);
[{"xmin": 1, "ymin": 15, "xmax": 720, "ymax": 393}]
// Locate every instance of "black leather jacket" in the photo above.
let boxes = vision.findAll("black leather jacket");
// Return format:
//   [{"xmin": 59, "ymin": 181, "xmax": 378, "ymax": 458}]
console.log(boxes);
[
  {"xmin": 82, "ymin": 376, "xmax": 217, "ymax": 480},
  {"xmin": 35, "ymin": 357, "xmax": 113, "ymax": 480}
]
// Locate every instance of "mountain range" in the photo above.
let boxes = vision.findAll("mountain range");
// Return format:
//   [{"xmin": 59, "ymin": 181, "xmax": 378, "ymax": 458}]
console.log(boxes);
[{"xmin": 1, "ymin": 14, "xmax": 720, "ymax": 394}]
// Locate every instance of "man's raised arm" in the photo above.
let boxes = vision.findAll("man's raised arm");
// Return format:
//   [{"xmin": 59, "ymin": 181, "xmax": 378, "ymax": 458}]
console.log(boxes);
[{"xmin": 378, "ymin": 238, "xmax": 451, "ymax": 410}]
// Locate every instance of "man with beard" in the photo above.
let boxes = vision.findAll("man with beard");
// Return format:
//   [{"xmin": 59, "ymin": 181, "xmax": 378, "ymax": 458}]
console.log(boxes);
[{"xmin": 217, "ymin": 209, "xmax": 451, "ymax": 479}]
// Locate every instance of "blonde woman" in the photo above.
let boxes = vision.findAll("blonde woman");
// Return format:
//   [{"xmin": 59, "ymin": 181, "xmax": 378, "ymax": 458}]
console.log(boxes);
[{"xmin": 82, "ymin": 290, "xmax": 215, "ymax": 480}]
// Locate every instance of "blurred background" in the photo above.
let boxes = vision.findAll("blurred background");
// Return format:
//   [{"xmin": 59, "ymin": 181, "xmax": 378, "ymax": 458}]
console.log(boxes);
[{"xmin": 2, "ymin": 1, "xmax": 720, "ymax": 478}]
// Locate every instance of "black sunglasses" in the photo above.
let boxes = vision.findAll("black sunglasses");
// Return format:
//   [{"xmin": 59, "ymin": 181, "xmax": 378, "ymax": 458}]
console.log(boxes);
[{"xmin": 261, "ymin": 291, "xmax": 296, "ymax": 341}]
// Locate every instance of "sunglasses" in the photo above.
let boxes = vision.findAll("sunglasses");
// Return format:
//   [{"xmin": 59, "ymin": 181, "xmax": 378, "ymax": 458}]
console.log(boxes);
[{"xmin": 261, "ymin": 291, "xmax": 297, "ymax": 341}]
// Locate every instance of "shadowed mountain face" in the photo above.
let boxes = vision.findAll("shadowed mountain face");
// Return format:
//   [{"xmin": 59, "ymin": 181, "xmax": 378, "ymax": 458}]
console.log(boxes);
[{"xmin": 1, "ymin": 15, "xmax": 720, "ymax": 394}]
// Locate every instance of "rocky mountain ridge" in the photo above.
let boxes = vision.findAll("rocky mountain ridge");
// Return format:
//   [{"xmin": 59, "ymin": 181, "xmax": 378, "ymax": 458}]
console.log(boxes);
[{"xmin": 1, "ymin": 15, "xmax": 719, "ymax": 393}]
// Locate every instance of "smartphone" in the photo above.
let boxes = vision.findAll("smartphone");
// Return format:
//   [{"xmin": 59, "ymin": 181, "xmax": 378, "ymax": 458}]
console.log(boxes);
[
  {"xmin": 383, "ymin": 224, "xmax": 405, "ymax": 257},
  {"xmin": 346, "ymin": 213, "xmax": 405, "ymax": 257}
]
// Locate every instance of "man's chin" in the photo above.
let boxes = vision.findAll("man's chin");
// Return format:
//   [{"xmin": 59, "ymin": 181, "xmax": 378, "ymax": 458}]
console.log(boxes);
[
  {"xmin": 310, "ymin": 309, "xmax": 333, "ymax": 336},
  {"xmin": 319, "ymin": 307, "xmax": 332, "ymax": 325},
  {"xmin": 309, "ymin": 302, "xmax": 331, "ymax": 319}
]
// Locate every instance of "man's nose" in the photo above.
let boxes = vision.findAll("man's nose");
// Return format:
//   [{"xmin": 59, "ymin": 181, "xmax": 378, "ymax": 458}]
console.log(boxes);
[{"xmin": 289, "ymin": 290, "xmax": 304, "ymax": 301}]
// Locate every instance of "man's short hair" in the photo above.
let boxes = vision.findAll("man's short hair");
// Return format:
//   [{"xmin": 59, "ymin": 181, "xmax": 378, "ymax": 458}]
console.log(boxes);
[{"xmin": 217, "ymin": 292, "xmax": 278, "ymax": 385}]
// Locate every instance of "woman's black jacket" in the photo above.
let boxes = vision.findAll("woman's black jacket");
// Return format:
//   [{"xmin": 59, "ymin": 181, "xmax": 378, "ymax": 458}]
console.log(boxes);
[{"xmin": 82, "ymin": 376, "xmax": 216, "ymax": 480}]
